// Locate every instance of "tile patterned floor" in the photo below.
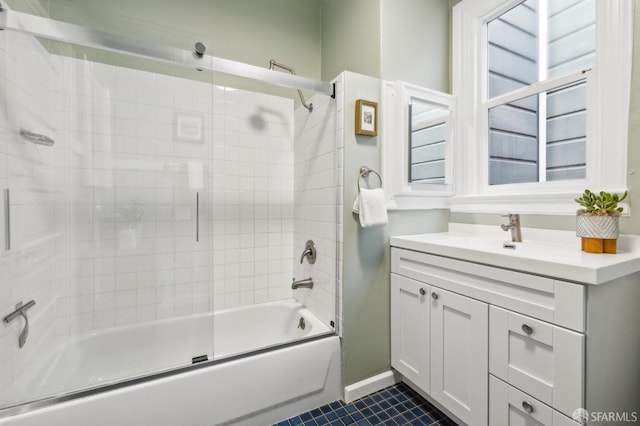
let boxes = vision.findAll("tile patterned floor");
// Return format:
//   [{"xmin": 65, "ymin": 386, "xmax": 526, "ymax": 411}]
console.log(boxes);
[{"xmin": 273, "ymin": 382, "xmax": 458, "ymax": 426}]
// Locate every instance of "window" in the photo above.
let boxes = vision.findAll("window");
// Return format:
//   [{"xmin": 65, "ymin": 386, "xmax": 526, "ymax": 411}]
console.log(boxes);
[
  {"xmin": 486, "ymin": 0, "xmax": 593, "ymax": 186},
  {"xmin": 452, "ymin": 0, "xmax": 632, "ymax": 213}
]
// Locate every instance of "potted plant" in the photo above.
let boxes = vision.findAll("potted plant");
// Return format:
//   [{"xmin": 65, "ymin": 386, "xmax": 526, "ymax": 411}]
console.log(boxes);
[{"xmin": 575, "ymin": 189, "xmax": 628, "ymax": 253}]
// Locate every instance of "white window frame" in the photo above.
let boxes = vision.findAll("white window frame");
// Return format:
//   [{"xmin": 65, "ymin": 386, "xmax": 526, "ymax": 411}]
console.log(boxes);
[
  {"xmin": 451, "ymin": 0, "xmax": 633, "ymax": 214},
  {"xmin": 381, "ymin": 80, "xmax": 454, "ymax": 210}
]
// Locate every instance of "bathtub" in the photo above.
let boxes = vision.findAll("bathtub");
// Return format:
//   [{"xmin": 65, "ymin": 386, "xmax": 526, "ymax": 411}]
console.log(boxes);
[{"xmin": 0, "ymin": 299, "xmax": 341, "ymax": 426}]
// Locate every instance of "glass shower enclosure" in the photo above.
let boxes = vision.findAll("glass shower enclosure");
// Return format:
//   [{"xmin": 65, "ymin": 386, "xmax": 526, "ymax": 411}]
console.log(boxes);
[{"xmin": 0, "ymin": 1, "xmax": 337, "ymax": 414}]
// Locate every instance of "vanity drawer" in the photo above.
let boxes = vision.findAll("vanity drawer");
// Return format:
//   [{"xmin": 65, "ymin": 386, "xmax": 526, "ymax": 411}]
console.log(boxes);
[
  {"xmin": 489, "ymin": 306, "xmax": 584, "ymax": 418},
  {"xmin": 391, "ymin": 248, "xmax": 585, "ymax": 332},
  {"xmin": 490, "ymin": 375, "xmax": 580, "ymax": 426}
]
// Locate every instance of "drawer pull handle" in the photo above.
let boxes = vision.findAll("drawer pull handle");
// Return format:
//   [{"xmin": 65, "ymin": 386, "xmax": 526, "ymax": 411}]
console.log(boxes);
[
  {"xmin": 431, "ymin": 292, "xmax": 439, "ymax": 300},
  {"xmin": 522, "ymin": 324, "xmax": 534, "ymax": 335},
  {"xmin": 522, "ymin": 401, "xmax": 534, "ymax": 414},
  {"xmin": 419, "ymin": 288, "xmax": 426, "ymax": 296}
]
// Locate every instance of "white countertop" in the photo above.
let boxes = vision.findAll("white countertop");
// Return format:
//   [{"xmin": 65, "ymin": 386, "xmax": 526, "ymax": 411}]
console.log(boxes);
[{"xmin": 390, "ymin": 224, "xmax": 640, "ymax": 284}]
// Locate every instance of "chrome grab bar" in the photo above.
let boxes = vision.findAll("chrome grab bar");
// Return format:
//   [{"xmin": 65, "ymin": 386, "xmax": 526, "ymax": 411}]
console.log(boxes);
[
  {"xmin": 20, "ymin": 129, "xmax": 55, "ymax": 147},
  {"xmin": 3, "ymin": 300, "xmax": 36, "ymax": 348}
]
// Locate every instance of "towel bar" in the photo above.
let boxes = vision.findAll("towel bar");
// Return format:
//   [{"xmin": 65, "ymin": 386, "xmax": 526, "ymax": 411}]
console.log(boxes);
[{"xmin": 357, "ymin": 166, "xmax": 382, "ymax": 192}]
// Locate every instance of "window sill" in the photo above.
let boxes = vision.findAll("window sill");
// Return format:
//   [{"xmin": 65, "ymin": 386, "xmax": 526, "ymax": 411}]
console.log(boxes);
[
  {"xmin": 450, "ymin": 191, "xmax": 630, "ymax": 216},
  {"xmin": 387, "ymin": 193, "xmax": 451, "ymax": 211}
]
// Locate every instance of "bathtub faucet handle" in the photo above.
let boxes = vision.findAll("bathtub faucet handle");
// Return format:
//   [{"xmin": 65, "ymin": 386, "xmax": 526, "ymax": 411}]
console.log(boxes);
[{"xmin": 299, "ymin": 240, "xmax": 317, "ymax": 264}]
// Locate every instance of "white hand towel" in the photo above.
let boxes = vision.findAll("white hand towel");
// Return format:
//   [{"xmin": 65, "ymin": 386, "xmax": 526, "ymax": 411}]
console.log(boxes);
[{"xmin": 353, "ymin": 188, "xmax": 388, "ymax": 227}]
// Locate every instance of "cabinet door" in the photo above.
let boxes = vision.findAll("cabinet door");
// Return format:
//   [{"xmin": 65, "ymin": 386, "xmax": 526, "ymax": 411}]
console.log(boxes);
[
  {"xmin": 489, "ymin": 306, "xmax": 584, "ymax": 418},
  {"xmin": 391, "ymin": 274, "xmax": 430, "ymax": 392},
  {"xmin": 431, "ymin": 287, "xmax": 488, "ymax": 426}
]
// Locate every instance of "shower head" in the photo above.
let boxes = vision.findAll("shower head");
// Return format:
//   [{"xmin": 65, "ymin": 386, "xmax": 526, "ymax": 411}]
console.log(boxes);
[{"xmin": 193, "ymin": 42, "xmax": 207, "ymax": 58}]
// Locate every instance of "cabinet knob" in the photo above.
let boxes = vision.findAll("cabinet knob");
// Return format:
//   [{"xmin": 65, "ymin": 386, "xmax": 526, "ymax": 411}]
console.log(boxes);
[
  {"xmin": 431, "ymin": 292, "xmax": 439, "ymax": 300},
  {"xmin": 521, "ymin": 324, "xmax": 534, "ymax": 335},
  {"xmin": 522, "ymin": 401, "xmax": 534, "ymax": 414},
  {"xmin": 419, "ymin": 288, "xmax": 426, "ymax": 296}
]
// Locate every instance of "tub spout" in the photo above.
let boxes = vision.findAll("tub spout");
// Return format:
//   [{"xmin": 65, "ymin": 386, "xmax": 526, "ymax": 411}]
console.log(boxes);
[{"xmin": 291, "ymin": 277, "xmax": 314, "ymax": 289}]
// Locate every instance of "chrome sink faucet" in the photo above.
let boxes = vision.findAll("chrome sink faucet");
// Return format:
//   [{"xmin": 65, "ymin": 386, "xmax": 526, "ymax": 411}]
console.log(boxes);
[{"xmin": 501, "ymin": 214, "xmax": 522, "ymax": 242}]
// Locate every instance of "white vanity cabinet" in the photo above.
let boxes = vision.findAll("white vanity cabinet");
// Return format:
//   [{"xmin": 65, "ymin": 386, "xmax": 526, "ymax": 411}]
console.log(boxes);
[
  {"xmin": 390, "ymin": 240, "xmax": 640, "ymax": 426},
  {"xmin": 391, "ymin": 275, "xmax": 489, "ymax": 426}
]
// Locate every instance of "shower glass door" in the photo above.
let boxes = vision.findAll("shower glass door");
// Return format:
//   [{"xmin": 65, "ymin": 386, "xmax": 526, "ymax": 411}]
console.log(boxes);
[{"xmin": 0, "ymin": 2, "xmax": 215, "ymax": 410}]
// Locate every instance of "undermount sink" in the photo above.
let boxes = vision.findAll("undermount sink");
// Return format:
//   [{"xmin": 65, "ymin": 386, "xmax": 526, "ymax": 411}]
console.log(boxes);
[{"xmin": 390, "ymin": 223, "xmax": 640, "ymax": 285}]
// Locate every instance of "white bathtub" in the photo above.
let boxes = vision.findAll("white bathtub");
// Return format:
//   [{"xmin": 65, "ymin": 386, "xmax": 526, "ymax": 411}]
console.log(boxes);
[{"xmin": 0, "ymin": 299, "xmax": 341, "ymax": 426}]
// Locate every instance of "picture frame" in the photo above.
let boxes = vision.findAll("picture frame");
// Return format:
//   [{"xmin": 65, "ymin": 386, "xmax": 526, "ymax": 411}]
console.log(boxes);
[{"xmin": 355, "ymin": 99, "xmax": 377, "ymax": 136}]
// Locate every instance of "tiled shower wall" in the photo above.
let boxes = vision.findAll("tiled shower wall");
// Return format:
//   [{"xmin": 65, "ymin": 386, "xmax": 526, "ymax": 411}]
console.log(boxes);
[
  {"xmin": 56, "ymin": 58, "xmax": 296, "ymax": 333},
  {"xmin": 292, "ymin": 87, "xmax": 339, "ymax": 328},
  {"xmin": 1, "ymin": 30, "xmax": 298, "ymax": 338}
]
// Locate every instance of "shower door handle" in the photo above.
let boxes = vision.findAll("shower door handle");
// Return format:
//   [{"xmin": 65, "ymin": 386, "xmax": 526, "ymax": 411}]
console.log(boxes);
[
  {"xmin": 196, "ymin": 192, "xmax": 199, "ymax": 242},
  {"xmin": 4, "ymin": 189, "xmax": 10, "ymax": 251}
]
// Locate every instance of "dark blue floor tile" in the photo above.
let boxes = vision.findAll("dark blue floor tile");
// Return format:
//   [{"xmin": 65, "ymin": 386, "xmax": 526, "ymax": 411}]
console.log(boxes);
[
  {"xmin": 411, "ymin": 407, "xmax": 426, "ymax": 417},
  {"xmin": 386, "ymin": 407, "xmax": 399, "ymax": 417},
  {"xmin": 320, "ymin": 404, "xmax": 333, "ymax": 414},
  {"xmin": 330, "ymin": 401, "xmax": 344, "ymax": 410},
  {"xmin": 342, "ymin": 415, "xmax": 355, "ymax": 425},
  {"xmin": 351, "ymin": 412, "xmax": 363, "ymax": 421},
  {"xmin": 282, "ymin": 383, "xmax": 455, "ymax": 426},
  {"xmin": 318, "ymin": 416, "xmax": 331, "ymax": 425},
  {"xmin": 326, "ymin": 412, "xmax": 338, "ymax": 421},
  {"xmin": 402, "ymin": 410, "xmax": 417, "ymax": 422},
  {"xmin": 377, "ymin": 411, "xmax": 390, "ymax": 422}
]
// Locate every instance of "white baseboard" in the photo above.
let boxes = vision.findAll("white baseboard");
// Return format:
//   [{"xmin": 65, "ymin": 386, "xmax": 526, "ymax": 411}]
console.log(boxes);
[{"xmin": 343, "ymin": 370, "xmax": 401, "ymax": 403}]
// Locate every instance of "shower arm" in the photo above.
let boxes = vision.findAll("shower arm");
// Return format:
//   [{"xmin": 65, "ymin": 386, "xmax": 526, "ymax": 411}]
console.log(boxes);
[{"xmin": 269, "ymin": 60, "xmax": 313, "ymax": 113}]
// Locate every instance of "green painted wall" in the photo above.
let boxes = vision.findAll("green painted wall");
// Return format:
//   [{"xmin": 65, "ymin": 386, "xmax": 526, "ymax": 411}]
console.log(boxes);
[
  {"xmin": 320, "ymin": 0, "xmax": 381, "ymax": 81},
  {"xmin": 340, "ymin": 72, "xmax": 449, "ymax": 386},
  {"xmin": 380, "ymin": 0, "xmax": 450, "ymax": 91}
]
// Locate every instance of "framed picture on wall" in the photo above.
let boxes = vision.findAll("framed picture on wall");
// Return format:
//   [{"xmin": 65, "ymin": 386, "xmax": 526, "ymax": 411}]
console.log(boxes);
[{"xmin": 355, "ymin": 99, "xmax": 377, "ymax": 136}]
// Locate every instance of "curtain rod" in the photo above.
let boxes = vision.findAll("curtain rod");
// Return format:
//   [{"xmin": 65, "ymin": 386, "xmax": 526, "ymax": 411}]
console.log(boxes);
[{"xmin": 0, "ymin": 8, "xmax": 335, "ymax": 98}]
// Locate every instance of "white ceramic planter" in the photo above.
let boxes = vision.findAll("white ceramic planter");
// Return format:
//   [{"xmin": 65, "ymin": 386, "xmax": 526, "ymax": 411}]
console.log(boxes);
[{"xmin": 575, "ymin": 215, "xmax": 619, "ymax": 239}]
